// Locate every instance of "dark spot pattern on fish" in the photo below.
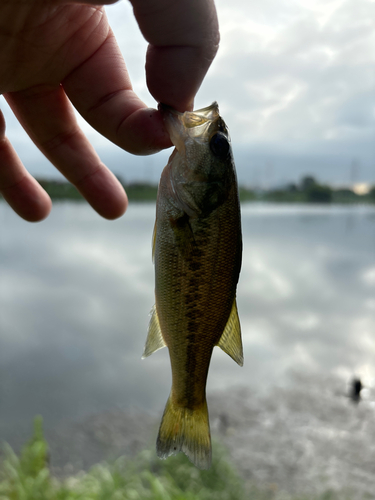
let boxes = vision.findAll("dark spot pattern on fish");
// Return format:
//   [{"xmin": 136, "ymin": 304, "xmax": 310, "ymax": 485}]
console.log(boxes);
[
  {"xmin": 185, "ymin": 275, "xmax": 200, "ymax": 290},
  {"xmin": 185, "ymin": 342, "xmax": 197, "ymax": 408},
  {"xmin": 188, "ymin": 261, "xmax": 201, "ymax": 272},
  {"xmin": 186, "ymin": 309, "xmax": 201, "ymax": 320},
  {"xmin": 186, "ymin": 333, "xmax": 197, "ymax": 343},
  {"xmin": 187, "ymin": 321, "xmax": 199, "ymax": 332},
  {"xmin": 189, "ymin": 244, "xmax": 204, "ymax": 258},
  {"xmin": 151, "ymin": 102, "xmax": 242, "ymax": 468},
  {"xmin": 185, "ymin": 290, "xmax": 203, "ymax": 308}
]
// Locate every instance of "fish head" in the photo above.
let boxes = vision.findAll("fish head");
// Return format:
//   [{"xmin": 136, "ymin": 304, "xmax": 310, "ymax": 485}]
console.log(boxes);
[{"xmin": 159, "ymin": 102, "xmax": 234, "ymax": 216}]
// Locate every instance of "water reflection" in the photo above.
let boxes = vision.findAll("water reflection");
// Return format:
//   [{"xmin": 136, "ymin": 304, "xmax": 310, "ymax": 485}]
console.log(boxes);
[{"xmin": 1, "ymin": 202, "xmax": 374, "ymax": 445}]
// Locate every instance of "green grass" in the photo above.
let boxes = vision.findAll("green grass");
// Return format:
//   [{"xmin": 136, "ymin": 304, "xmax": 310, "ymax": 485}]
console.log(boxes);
[
  {"xmin": 0, "ymin": 417, "xmax": 245, "ymax": 500},
  {"xmin": 0, "ymin": 418, "xmax": 359, "ymax": 500}
]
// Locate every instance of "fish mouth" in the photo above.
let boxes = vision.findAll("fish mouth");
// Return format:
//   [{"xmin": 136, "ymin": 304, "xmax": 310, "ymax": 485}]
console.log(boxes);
[
  {"xmin": 158, "ymin": 102, "xmax": 219, "ymax": 128},
  {"xmin": 159, "ymin": 102, "xmax": 222, "ymax": 150}
]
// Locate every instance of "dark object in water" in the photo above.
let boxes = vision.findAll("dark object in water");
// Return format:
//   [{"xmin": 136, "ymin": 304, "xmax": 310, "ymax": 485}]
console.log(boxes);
[
  {"xmin": 218, "ymin": 413, "xmax": 229, "ymax": 435},
  {"xmin": 350, "ymin": 378, "xmax": 363, "ymax": 403}
]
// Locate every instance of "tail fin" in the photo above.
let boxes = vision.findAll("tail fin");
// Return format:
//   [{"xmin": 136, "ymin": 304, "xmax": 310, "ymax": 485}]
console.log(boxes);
[{"xmin": 156, "ymin": 394, "xmax": 212, "ymax": 470}]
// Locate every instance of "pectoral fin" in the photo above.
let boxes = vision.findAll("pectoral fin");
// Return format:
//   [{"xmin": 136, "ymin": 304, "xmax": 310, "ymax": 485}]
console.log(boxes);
[
  {"xmin": 142, "ymin": 305, "xmax": 166, "ymax": 358},
  {"xmin": 217, "ymin": 299, "xmax": 243, "ymax": 366}
]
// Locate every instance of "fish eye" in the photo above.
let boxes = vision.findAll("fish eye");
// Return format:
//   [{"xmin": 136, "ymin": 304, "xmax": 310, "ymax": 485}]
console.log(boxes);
[{"xmin": 209, "ymin": 132, "xmax": 230, "ymax": 158}]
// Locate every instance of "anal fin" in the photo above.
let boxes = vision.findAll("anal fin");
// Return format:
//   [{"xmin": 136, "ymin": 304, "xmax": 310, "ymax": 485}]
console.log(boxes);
[
  {"xmin": 142, "ymin": 305, "xmax": 166, "ymax": 358},
  {"xmin": 216, "ymin": 299, "xmax": 243, "ymax": 366}
]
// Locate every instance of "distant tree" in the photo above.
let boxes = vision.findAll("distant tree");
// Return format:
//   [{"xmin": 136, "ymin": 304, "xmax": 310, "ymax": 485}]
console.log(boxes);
[
  {"xmin": 306, "ymin": 184, "xmax": 332, "ymax": 203},
  {"xmin": 299, "ymin": 175, "xmax": 332, "ymax": 203},
  {"xmin": 286, "ymin": 183, "xmax": 298, "ymax": 192},
  {"xmin": 332, "ymin": 188, "xmax": 358, "ymax": 203},
  {"xmin": 300, "ymin": 176, "xmax": 317, "ymax": 191},
  {"xmin": 368, "ymin": 186, "xmax": 375, "ymax": 201},
  {"xmin": 336, "ymin": 188, "xmax": 355, "ymax": 196}
]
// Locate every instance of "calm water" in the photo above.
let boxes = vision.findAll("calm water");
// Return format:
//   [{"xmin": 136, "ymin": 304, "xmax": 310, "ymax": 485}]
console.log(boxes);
[{"xmin": 1, "ymin": 202, "xmax": 375, "ymax": 445}]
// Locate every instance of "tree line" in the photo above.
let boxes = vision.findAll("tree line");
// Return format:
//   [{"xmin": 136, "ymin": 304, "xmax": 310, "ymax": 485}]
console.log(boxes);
[{"xmin": 1, "ymin": 176, "xmax": 372, "ymax": 204}]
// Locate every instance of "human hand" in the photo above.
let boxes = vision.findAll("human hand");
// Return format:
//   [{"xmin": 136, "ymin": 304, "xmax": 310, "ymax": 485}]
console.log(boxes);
[{"xmin": 0, "ymin": 0, "xmax": 219, "ymax": 221}]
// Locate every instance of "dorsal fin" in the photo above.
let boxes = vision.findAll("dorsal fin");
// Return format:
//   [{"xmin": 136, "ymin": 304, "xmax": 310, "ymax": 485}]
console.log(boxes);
[
  {"xmin": 216, "ymin": 299, "xmax": 243, "ymax": 366},
  {"xmin": 142, "ymin": 305, "xmax": 166, "ymax": 358}
]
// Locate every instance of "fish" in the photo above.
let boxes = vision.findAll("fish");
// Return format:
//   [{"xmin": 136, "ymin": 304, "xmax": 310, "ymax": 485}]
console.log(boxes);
[{"xmin": 142, "ymin": 102, "xmax": 243, "ymax": 470}]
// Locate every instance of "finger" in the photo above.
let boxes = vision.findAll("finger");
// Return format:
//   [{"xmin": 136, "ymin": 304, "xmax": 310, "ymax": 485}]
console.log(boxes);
[
  {"xmin": 62, "ymin": 30, "xmax": 172, "ymax": 155},
  {"xmin": 0, "ymin": 110, "xmax": 51, "ymax": 221},
  {"xmin": 131, "ymin": 0, "xmax": 220, "ymax": 111},
  {"xmin": 4, "ymin": 86, "xmax": 128, "ymax": 220}
]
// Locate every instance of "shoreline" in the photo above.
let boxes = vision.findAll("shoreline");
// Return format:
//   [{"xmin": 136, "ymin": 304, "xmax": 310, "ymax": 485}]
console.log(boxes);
[{"xmin": 1, "ymin": 179, "xmax": 374, "ymax": 205}]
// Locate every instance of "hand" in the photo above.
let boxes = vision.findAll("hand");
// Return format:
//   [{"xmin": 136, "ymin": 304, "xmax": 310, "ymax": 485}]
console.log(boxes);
[{"xmin": 0, "ymin": 0, "xmax": 219, "ymax": 221}]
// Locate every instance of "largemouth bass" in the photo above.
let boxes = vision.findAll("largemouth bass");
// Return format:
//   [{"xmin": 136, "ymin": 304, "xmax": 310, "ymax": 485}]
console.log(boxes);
[{"xmin": 143, "ymin": 102, "xmax": 243, "ymax": 469}]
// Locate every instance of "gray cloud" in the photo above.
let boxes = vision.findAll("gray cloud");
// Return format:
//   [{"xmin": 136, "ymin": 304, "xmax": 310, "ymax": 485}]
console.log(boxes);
[
  {"xmin": 0, "ymin": 0, "xmax": 373, "ymax": 186},
  {"xmin": 200, "ymin": 0, "xmax": 375, "ymax": 183}
]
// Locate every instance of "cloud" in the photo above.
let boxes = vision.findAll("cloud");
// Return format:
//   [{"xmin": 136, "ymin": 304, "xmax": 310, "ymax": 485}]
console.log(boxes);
[
  {"xmin": 362, "ymin": 266, "xmax": 375, "ymax": 286},
  {"xmin": 0, "ymin": 0, "xmax": 373, "ymax": 185},
  {"xmin": 208, "ymin": 0, "xmax": 374, "ymax": 147}
]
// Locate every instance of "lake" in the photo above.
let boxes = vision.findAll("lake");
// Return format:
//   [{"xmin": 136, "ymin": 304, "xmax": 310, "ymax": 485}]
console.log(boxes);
[{"xmin": 1, "ymin": 201, "xmax": 375, "ymax": 448}]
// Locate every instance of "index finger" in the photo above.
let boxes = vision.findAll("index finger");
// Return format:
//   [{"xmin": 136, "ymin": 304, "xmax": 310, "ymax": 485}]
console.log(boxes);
[{"xmin": 63, "ymin": 0, "xmax": 219, "ymax": 156}]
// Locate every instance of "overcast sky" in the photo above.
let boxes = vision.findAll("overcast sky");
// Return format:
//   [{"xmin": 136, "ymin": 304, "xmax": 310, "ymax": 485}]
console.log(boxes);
[{"xmin": 1, "ymin": 0, "xmax": 374, "ymax": 187}]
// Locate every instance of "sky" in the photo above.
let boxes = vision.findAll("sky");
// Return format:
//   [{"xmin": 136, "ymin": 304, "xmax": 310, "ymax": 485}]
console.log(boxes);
[{"xmin": 0, "ymin": 0, "xmax": 374, "ymax": 188}]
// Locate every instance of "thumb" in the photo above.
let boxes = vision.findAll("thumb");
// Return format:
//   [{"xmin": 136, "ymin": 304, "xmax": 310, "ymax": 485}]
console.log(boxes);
[{"xmin": 131, "ymin": 0, "xmax": 219, "ymax": 111}]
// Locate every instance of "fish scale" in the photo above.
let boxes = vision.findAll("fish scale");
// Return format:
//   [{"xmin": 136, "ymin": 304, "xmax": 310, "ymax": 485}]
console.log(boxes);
[{"xmin": 143, "ymin": 102, "xmax": 243, "ymax": 469}]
